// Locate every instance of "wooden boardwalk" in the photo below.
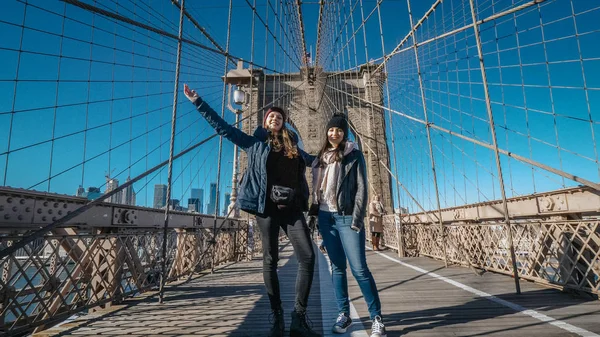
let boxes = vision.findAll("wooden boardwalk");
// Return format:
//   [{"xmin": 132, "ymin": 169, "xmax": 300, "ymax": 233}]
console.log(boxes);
[{"xmin": 38, "ymin": 241, "xmax": 600, "ymax": 337}]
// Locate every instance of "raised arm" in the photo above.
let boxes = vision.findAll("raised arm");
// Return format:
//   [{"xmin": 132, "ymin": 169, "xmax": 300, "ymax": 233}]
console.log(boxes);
[
  {"xmin": 298, "ymin": 147, "xmax": 317, "ymax": 167},
  {"xmin": 184, "ymin": 84, "xmax": 256, "ymax": 150}
]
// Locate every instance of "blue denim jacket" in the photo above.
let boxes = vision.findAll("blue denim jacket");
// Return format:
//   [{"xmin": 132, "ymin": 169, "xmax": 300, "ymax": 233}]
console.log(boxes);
[{"xmin": 194, "ymin": 98, "xmax": 309, "ymax": 215}]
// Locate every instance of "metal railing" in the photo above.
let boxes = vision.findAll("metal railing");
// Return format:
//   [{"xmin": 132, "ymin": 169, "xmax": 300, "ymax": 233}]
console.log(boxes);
[
  {"xmin": 378, "ymin": 186, "xmax": 600, "ymax": 297},
  {"xmin": 0, "ymin": 188, "xmax": 252, "ymax": 336}
]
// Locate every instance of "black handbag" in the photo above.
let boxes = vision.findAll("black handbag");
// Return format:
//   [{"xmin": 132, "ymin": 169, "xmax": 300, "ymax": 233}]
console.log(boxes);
[{"xmin": 270, "ymin": 185, "xmax": 295, "ymax": 205}]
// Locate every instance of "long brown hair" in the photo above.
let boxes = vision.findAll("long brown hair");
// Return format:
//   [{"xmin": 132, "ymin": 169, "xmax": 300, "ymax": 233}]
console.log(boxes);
[
  {"xmin": 269, "ymin": 126, "xmax": 299, "ymax": 159},
  {"xmin": 317, "ymin": 137, "xmax": 347, "ymax": 166}
]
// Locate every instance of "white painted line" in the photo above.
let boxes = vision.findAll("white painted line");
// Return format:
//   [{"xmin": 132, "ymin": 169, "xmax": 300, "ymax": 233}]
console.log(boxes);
[
  {"xmin": 371, "ymin": 249, "xmax": 600, "ymax": 337},
  {"xmin": 348, "ymin": 300, "xmax": 369, "ymax": 337},
  {"xmin": 318, "ymin": 243, "xmax": 369, "ymax": 337}
]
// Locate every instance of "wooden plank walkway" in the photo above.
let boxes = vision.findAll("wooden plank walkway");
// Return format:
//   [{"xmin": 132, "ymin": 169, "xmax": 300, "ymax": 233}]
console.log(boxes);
[
  {"xmin": 37, "ymin": 241, "xmax": 600, "ymax": 337},
  {"xmin": 355, "ymin": 249, "xmax": 600, "ymax": 337}
]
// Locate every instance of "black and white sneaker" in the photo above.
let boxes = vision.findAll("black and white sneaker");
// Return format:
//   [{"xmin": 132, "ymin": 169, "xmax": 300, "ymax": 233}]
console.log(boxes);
[
  {"xmin": 332, "ymin": 312, "xmax": 352, "ymax": 333},
  {"xmin": 370, "ymin": 315, "xmax": 387, "ymax": 337}
]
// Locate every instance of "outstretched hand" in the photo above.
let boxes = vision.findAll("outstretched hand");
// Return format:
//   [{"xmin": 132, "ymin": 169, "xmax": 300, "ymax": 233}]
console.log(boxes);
[{"xmin": 183, "ymin": 84, "xmax": 199, "ymax": 103}]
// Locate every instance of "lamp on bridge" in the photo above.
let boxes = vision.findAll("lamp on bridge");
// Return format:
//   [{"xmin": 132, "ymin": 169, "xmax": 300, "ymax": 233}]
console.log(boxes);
[
  {"xmin": 223, "ymin": 59, "xmax": 253, "ymax": 218},
  {"xmin": 233, "ymin": 86, "xmax": 246, "ymax": 106},
  {"xmin": 224, "ymin": 59, "xmax": 252, "ymax": 114}
]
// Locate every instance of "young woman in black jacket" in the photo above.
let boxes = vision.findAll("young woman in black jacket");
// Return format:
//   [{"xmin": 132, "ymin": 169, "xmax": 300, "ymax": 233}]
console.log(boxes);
[
  {"xmin": 301, "ymin": 114, "xmax": 386, "ymax": 337},
  {"xmin": 184, "ymin": 84, "xmax": 320, "ymax": 337}
]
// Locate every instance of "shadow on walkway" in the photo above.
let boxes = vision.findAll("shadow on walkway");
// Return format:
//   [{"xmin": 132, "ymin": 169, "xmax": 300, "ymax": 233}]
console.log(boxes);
[{"xmin": 47, "ymin": 241, "xmax": 326, "ymax": 337}]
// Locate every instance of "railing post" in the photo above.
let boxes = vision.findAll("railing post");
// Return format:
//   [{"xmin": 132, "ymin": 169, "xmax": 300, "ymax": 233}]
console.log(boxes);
[
  {"xmin": 467, "ymin": 0, "xmax": 521, "ymax": 294},
  {"xmin": 232, "ymin": 225, "xmax": 238, "ymax": 261},
  {"xmin": 396, "ymin": 214, "xmax": 405, "ymax": 257}
]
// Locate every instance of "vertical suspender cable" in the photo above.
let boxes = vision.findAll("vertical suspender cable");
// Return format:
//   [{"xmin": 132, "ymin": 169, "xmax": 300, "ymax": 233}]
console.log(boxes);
[
  {"xmin": 375, "ymin": 2, "xmax": 405, "ymax": 256},
  {"xmin": 159, "ymin": 0, "xmax": 185, "ymax": 304},
  {"xmin": 359, "ymin": 0, "xmax": 385, "ymax": 209},
  {"xmin": 406, "ymin": 0, "xmax": 448, "ymax": 266},
  {"xmin": 467, "ymin": 0, "xmax": 521, "ymax": 294},
  {"xmin": 211, "ymin": 0, "xmax": 235, "ymax": 273}
]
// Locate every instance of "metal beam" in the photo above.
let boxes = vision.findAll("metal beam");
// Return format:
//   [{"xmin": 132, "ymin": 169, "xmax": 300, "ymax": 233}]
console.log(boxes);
[
  {"xmin": 403, "ymin": 186, "xmax": 600, "ymax": 224},
  {"xmin": 0, "ymin": 187, "xmax": 238, "ymax": 230}
]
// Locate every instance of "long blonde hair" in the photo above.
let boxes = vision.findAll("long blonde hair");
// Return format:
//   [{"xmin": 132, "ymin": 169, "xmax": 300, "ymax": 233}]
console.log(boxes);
[{"xmin": 269, "ymin": 126, "xmax": 299, "ymax": 159}]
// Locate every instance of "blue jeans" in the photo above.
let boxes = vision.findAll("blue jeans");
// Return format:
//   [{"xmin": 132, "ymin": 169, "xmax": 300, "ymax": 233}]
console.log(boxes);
[{"xmin": 318, "ymin": 210, "xmax": 382, "ymax": 319}]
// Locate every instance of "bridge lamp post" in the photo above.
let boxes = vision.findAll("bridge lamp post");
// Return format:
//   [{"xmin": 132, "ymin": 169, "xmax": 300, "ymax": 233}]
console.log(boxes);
[{"xmin": 223, "ymin": 60, "xmax": 252, "ymax": 218}]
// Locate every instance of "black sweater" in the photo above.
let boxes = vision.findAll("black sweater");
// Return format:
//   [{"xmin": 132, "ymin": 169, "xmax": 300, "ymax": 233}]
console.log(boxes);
[{"xmin": 264, "ymin": 148, "xmax": 302, "ymax": 214}]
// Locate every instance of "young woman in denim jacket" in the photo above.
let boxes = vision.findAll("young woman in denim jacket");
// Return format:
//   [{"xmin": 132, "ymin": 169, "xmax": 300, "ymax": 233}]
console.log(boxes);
[
  {"xmin": 184, "ymin": 85, "xmax": 320, "ymax": 337},
  {"xmin": 301, "ymin": 113, "xmax": 386, "ymax": 337}
]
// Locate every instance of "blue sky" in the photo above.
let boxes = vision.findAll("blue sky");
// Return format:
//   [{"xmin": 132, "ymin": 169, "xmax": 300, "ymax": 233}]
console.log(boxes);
[
  {"xmin": 1, "ymin": 0, "xmax": 599, "ymax": 212},
  {"xmin": 383, "ymin": 0, "xmax": 600, "ymax": 211}
]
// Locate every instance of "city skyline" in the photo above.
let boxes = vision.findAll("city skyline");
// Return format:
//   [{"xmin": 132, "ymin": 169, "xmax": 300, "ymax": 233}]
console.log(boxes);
[
  {"xmin": 73, "ymin": 178, "xmax": 227, "ymax": 215},
  {"xmin": 76, "ymin": 175, "xmax": 136, "ymax": 206}
]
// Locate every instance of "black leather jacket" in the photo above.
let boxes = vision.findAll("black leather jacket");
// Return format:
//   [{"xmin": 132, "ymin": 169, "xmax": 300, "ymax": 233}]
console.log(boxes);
[{"xmin": 301, "ymin": 147, "xmax": 368, "ymax": 231}]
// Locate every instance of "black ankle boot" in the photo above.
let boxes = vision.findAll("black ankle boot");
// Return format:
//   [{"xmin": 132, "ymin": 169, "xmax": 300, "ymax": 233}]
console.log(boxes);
[
  {"xmin": 290, "ymin": 310, "xmax": 321, "ymax": 337},
  {"xmin": 269, "ymin": 309, "xmax": 285, "ymax": 337}
]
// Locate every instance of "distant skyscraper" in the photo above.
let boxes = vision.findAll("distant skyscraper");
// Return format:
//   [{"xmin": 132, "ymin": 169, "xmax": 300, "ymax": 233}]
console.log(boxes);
[
  {"xmin": 153, "ymin": 184, "xmax": 167, "ymax": 209},
  {"xmin": 105, "ymin": 178, "xmax": 121, "ymax": 204},
  {"xmin": 223, "ymin": 193, "xmax": 231, "ymax": 216},
  {"xmin": 206, "ymin": 183, "xmax": 218, "ymax": 215},
  {"xmin": 168, "ymin": 199, "xmax": 180, "ymax": 210},
  {"xmin": 191, "ymin": 188, "xmax": 204, "ymax": 213},
  {"xmin": 122, "ymin": 176, "xmax": 136, "ymax": 206},
  {"xmin": 188, "ymin": 198, "xmax": 200, "ymax": 212},
  {"xmin": 76, "ymin": 185, "xmax": 85, "ymax": 197}
]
